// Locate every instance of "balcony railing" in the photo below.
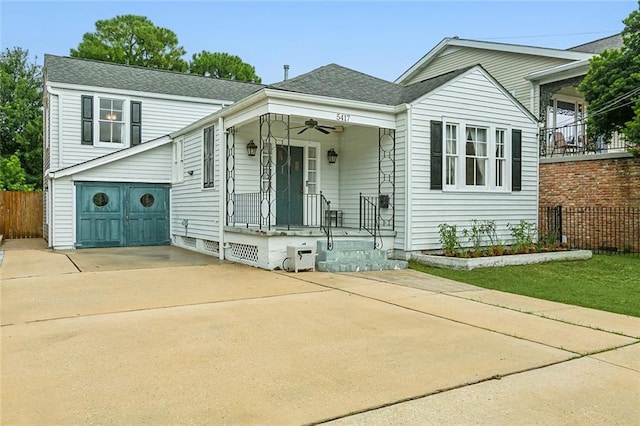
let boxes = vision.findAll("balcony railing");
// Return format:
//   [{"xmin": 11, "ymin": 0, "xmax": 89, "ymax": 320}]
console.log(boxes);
[{"xmin": 540, "ymin": 124, "xmax": 628, "ymax": 158}]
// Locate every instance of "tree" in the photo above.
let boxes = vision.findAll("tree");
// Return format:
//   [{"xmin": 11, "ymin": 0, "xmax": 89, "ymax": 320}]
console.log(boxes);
[
  {"xmin": 0, "ymin": 155, "xmax": 34, "ymax": 191},
  {"xmin": 0, "ymin": 47, "xmax": 42, "ymax": 189},
  {"xmin": 578, "ymin": 2, "xmax": 640, "ymax": 155},
  {"xmin": 189, "ymin": 51, "xmax": 262, "ymax": 83},
  {"xmin": 70, "ymin": 15, "xmax": 188, "ymax": 72}
]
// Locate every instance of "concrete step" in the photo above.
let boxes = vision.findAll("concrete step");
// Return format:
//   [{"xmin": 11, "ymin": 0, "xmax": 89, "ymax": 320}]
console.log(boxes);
[
  {"xmin": 317, "ymin": 240, "xmax": 376, "ymax": 252},
  {"xmin": 317, "ymin": 248, "xmax": 388, "ymax": 262},
  {"xmin": 317, "ymin": 260, "xmax": 408, "ymax": 273}
]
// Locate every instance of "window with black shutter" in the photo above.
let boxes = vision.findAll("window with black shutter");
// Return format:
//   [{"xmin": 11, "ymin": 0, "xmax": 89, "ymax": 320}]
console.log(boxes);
[
  {"xmin": 430, "ymin": 120, "xmax": 443, "ymax": 190},
  {"xmin": 512, "ymin": 129, "xmax": 522, "ymax": 191},
  {"xmin": 130, "ymin": 101, "xmax": 142, "ymax": 146}
]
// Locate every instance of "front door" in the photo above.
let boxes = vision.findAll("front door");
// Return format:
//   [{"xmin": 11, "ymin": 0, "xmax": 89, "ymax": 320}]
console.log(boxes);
[{"xmin": 276, "ymin": 145, "xmax": 304, "ymax": 226}]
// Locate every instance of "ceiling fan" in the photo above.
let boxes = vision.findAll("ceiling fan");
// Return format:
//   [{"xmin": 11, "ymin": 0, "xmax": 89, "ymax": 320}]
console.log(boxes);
[{"xmin": 293, "ymin": 119, "xmax": 335, "ymax": 135}]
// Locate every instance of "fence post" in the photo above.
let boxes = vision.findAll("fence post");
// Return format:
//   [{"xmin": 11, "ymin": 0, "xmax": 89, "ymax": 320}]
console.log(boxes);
[{"xmin": 557, "ymin": 205, "xmax": 563, "ymax": 244}]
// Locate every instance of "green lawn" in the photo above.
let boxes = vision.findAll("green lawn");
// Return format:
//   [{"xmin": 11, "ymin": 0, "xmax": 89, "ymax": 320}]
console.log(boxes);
[{"xmin": 409, "ymin": 255, "xmax": 640, "ymax": 317}]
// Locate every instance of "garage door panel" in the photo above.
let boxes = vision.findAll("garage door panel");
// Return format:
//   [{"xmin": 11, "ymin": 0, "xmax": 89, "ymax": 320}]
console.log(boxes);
[
  {"xmin": 127, "ymin": 185, "xmax": 170, "ymax": 246},
  {"xmin": 76, "ymin": 184, "xmax": 123, "ymax": 248}
]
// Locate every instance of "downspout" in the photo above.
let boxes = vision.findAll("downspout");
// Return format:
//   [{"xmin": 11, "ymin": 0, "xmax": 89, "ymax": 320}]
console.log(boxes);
[
  {"xmin": 46, "ymin": 85, "xmax": 63, "ymax": 248},
  {"xmin": 404, "ymin": 104, "xmax": 412, "ymax": 255},
  {"xmin": 46, "ymin": 85, "xmax": 63, "ymax": 170},
  {"xmin": 218, "ymin": 117, "xmax": 226, "ymax": 260}
]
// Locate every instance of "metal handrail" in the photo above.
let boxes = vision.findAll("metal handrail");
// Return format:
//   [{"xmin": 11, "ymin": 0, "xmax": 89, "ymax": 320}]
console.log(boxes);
[
  {"xmin": 359, "ymin": 193, "xmax": 379, "ymax": 249},
  {"xmin": 319, "ymin": 191, "xmax": 333, "ymax": 250}
]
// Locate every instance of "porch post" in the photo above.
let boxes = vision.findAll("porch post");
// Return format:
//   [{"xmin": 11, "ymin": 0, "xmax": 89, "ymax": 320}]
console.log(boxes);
[
  {"xmin": 379, "ymin": 128, "xmax": 396, "ymax": 230},
  {"xmin": 258, "ymin": 113, "xmax": 290, "ymax": 230},
  {"xmin": 225, "ymin": 127, "xmax": 236, "ymax": 227}
]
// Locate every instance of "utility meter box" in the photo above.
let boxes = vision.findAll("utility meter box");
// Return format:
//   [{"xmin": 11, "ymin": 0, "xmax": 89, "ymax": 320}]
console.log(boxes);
[{"xmin": 287, "ymin": 245, "xmax": 316, "ymax": 273}]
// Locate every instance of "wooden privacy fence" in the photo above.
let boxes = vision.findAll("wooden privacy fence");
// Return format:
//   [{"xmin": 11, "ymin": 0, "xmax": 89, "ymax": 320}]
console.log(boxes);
[{"xmin": 0, "ymin": 191, "xmax": 43, "ymax": 238}]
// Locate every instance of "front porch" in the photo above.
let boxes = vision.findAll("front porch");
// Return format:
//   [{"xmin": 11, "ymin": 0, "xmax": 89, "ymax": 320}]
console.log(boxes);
[{"xmin": 220, "ymin": 108, "xmax": 402, "ymax": 270}]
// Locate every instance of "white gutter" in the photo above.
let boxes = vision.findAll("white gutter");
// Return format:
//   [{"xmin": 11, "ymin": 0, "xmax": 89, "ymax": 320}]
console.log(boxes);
[{"xmin": 525, "ymin": 59, "xmax": 590, "ymax": 81}]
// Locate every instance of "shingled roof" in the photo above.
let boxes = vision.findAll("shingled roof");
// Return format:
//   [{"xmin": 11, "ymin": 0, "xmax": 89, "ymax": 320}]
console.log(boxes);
[
  {"xmin": 269, "ymin": 63, "xmax": 471, "ymax": 106},
  {"xmin": 568, "ymin": 33, "xmax": 623, "ymax": 53},
  {"xmin": 44, "ymin": 55, "xmax": 265, "ymax": 102}
]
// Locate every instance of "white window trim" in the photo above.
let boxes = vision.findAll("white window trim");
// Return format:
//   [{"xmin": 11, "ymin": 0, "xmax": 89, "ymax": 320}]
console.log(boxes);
[
  {"xmin": 202, "ymin": 125, "xmax": 216, "ymax": 190},
  {"xmin": 442, "ymin": 118, "xmax": 512, "ymax": 193},
  {"xmin": 94, "ymin": 95, "xmax": 129, "ymax": 148},
  {"xmin": 173, "ymin": 137, "xmax": 185, "ymax": 184}
]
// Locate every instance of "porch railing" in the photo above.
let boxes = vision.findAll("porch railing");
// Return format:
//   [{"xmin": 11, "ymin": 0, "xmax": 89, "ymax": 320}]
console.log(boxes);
[
  {"xmin": 359, "ymin": 193, "xmax": 380, "ymax": 249},
  {"xmin": 229, "ymin": 191, "xmax": 334, "ymax": 235},
  {"xmin": 539, "ymin": 205, "xmax": 639, "ymax": 255},
  {"xmin": 540, "ymin": 124, "xmax": 628, "ymax": 158}
]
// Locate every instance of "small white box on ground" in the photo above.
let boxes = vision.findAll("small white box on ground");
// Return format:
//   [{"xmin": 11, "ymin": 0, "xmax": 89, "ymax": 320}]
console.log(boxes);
[{"xmin": 287, "ymin": 245, "xmax": 316, "ymax": 273}]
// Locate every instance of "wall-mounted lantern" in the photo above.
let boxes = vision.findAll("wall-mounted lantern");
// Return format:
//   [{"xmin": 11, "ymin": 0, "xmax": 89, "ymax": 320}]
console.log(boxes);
[
  {"xmin": 327, "ymin": 148, "xmax": 338, "ymax": 164},
  {"xmin": 246, "ymin": 140, "xmax": 258, "ymax": 157}
]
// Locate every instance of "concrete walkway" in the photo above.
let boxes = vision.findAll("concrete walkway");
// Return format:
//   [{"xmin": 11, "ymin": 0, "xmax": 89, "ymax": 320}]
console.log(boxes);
[{"xmin": 1, "ymin": 240, "xmax": 639, "ymax": 425}]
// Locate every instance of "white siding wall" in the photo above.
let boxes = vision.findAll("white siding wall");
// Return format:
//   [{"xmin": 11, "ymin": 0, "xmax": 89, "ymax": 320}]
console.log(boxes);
[
  {"xmin": 51, "ymin": 176, "xmax": 74, "ymax": 249},
  {"xmin": 408, "ymin": 68, "xmax": 538, "ymax": 251},
  {"xmin": 72, "ymin": 144, "xmax": 172, "ymax": 182},
  {"xmin": 405, "ymin": 47, "xmax": 573, "ymax": 117},
  {"xmin": 49, "ymin": 86, "xmax": 223, "ymax": 170},
  {"xmin": 171, "ymin": 127, "xmax": 220, "ymax": 242},
  {"xmin": 49, "ymin": 94, "xmax": 59, "ymax": 169},
  {"xmin": 393, "ymin": 115, "xmax": 407, "ymax": 250},
  {"xmin": 338, "ymin": 127, "xmax": 380, "ymax": 228}
]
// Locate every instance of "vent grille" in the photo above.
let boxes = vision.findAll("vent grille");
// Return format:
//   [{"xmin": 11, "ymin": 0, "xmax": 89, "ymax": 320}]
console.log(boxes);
[
  {"xmin": 182, "ymin": 236, "xmax": 197, "ymax": 248},
  {"xmin": 229, "ymin": 243, "xmax": 259, "ymax": 262},
  {"xmin": 203, "ymin": 240, "xmax": 220, "ymax": 253}
]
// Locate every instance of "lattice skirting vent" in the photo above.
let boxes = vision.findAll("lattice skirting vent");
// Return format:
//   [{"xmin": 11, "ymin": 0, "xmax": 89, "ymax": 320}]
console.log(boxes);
[
  {"xmin": 203, "ymin": 239, "xmax": 220, "ymax": 253},
  {"xmin": 182, "ymin": 236, "xmax": 197, "ymax": 248},
  {"xmin": 229, "ymin": 242, "xmax": 259, "ymax": 262}
]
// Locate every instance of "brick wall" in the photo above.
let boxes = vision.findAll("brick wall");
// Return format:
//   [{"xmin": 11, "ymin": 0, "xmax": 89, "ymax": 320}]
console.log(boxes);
[
  {"xmin": 539, "ymin": 156, "xmax": 640, "ymax": 207},
  {"xmin": 539, "ymin": 156, "xmax": 640, "ymax": 252}
]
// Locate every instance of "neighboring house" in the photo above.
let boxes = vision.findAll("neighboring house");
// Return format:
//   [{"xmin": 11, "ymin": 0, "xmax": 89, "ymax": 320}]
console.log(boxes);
[
  {"xmin": 396, "ymin": 34, "xmax": 626, "ymax": 157},
  {"xmin": 43, "ymin": 55, "xmax": 538, "ymax": 270}
]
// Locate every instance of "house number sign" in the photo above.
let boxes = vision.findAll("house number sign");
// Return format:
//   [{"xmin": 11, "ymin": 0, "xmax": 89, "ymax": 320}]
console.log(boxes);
[{"xmin": 336, "ymin": 113, "xmax": 351, "ymax": 122}]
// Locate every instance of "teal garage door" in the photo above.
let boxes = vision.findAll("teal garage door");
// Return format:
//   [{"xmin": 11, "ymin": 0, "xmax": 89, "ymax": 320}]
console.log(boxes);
[{"xmin": 76, "ymin": 183, "xmax": 170, "ymax": 248}]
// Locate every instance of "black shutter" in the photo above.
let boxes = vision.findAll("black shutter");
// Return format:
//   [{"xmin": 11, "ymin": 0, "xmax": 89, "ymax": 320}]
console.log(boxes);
[
  {"xmin": 430, "ymin": 120, "xmax": 443, "ymax": 190},
  {"xmin": 81, "ymin": 95, "xmax": 93, "ymax": 145},
  {"xmin": 131, "ymin": 101, "xmax": 142, "ymax": 146},
  {"xmin": 512, "ymin": 129, "xmax": 522, "ymax": 191}
]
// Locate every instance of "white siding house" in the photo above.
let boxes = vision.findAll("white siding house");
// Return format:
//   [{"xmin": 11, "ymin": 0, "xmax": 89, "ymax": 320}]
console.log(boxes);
[{"xmin": 43, "ymin": 55, "xmax": 537, "ymax": 271}]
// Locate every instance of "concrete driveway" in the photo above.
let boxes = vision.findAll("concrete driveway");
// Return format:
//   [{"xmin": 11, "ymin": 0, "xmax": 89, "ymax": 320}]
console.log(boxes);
[{"xmin": 1, "ymin": 239, "xmax": 639, "ymax": 425}]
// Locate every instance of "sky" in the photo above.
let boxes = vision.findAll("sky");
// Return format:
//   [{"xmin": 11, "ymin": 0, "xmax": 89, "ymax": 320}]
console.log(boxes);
[{"xmin": 1, "ymin": 1, "xmax": 637, "ymax": 84}]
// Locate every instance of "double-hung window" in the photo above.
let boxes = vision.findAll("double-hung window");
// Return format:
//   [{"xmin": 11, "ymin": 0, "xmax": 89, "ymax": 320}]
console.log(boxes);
[
  {"xmin": 495, "ymin": 129, "xmax": 506, "ymax": 188},
  {"xmin": 99, "ymin": 98, "xmax": 124, "ymax": 144},
  {"xmin": 465, "ymin": 126, "xmax": 488, "ymax": 187},
  {"xmin": 203, "ymin": 125, "xmax": 215, "ymax": 188},
  {"xmin": 445, "ymin": 124, "xmax": 458, "ymax": 186}
]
